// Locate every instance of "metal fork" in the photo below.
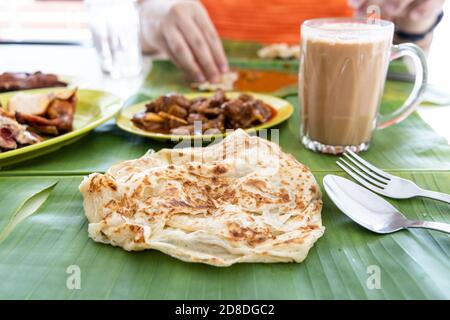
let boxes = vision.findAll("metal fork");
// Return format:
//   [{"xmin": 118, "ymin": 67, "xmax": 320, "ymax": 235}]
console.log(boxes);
[{"xmin": 336, "ymin": 150, "xmax": 450, "ymax": 204}]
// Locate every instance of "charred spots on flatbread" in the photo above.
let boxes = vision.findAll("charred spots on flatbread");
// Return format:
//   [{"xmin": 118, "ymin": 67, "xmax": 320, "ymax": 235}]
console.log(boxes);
[
  {"xmin": 80, "ymin": 130, "xmax": 324, "ymax": 266},
  {"xmin": 227, "ymin": 222, "xmax": 274, "ymax": 246},
  {"xmin": 211, "ymin": 164, "xmax": 228, "ymax": 175}
]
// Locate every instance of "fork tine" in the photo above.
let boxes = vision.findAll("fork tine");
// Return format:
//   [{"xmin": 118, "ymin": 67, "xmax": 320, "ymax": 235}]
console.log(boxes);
[
  {"xmin": 337, "ymin": 159, "xmax": 387, "ymax": 190},
  {"xmin": 343, "ymin": 153, "xmax": 389, "ymax": 183},
  {"xmin": 345, "ymin": 149, "xmax": 392, "ymax": 180}
]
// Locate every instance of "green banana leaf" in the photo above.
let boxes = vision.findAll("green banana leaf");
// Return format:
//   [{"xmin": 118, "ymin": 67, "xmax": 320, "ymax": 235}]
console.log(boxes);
[
  {"xmin": 0, "ymin": 173, "xmax": 448, "ymax": 299},
  {"xmin": 0, "ymin": 44, "xmax": 449, "ymax": 299},
  {"xmin": 223, "ymin": 39, "xmax": 263, "ymax": 59}
]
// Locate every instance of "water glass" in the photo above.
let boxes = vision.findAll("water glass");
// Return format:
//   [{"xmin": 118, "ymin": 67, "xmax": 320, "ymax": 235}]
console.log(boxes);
[{"xmin": 86, "ymin": 0, "xmax": 142, "ymax": 78}]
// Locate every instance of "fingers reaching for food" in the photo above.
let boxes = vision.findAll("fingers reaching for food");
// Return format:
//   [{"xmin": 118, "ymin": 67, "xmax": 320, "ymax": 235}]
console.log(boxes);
[
  {"xmin": 141, "ymin": 0, "xmax": 228, "ymax": 83},
  {"xmin": 192, "ymin": 71, "xmax": 238, "ymax": 92}
]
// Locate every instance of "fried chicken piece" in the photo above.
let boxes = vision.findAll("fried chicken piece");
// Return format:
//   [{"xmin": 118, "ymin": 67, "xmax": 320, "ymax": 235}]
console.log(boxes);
[
  {"xmin": 187, "ymin": 113, "xmax": 208, "ymax": 124},
  {"xmin": 237, "ymin": 93, "xmax": 253, "ymax": 102},
  {"xmin": 132, "ymin": 111, "xmax": 168, "ymax": 133},
  {"xmin": 224, "ymin": 96, "xmax": 273, "ymax": 129},
  {"xmin": 14, "ymin": 112, "xmax": 60, "ymax": 135},
  {"xmin": 167, "ymin": 104, "xmax": 188, "ymax": 118},
  {"xmin": 170, "ymin": 125, "xmax": 195, "ymax": 135},
  {"xmin": 145, "ymin": 94, "xmax": 190, "ymax": 114},
  {"xmin": 46, "ymin": 92, "xmax": 77, "ymax": 133},
  {"xmin": 134, "ymin": 90, "xmax": 274, "ymax": 135},
  {"xmin": 0, "ymin": 71, "xmax": 67, "ymax": 93},
  {"xmin": 0, "ymin": 107, "xmax": 15, "ymax": 120},
  {"xmin": 203, "ymin": 114, "xmax": 225, "ymax": 133},
  {"xmin": 10, "ymin": 88, "xmax": 77, "ymax": 135},
  {"xmin": 197, "ymin": 105, "xmax": 223, "ymax": 117},
  {"xmin": 157, "ymin": 111, "xmax": 188, "ymax": 125},
  {"xmin": 210, "ymin": 89, "xmax": 227, "ymax": 106},
  {"xmin": 195, "ymin": 90, "xmax": 227, "ymax": 117},
  {"xmin": 0, "ymin": 110, "xmax": 41, "ymax": 150},
  {"xmin": 189, "ymin": 97, "xmax": 207, "ymax": 113},
  {"xmin": 140, "ymin": 93, "xmax": 191, "ymax": 132},
  {"xmin": 170, "ymin": 114, "xmax": 225, "ymax": 135}
]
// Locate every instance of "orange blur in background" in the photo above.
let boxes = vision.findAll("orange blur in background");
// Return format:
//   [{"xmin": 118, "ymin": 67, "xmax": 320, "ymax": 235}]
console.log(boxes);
[{"xmin": 201, "ymin": 0, "xmax": 354, "ymax": 44}]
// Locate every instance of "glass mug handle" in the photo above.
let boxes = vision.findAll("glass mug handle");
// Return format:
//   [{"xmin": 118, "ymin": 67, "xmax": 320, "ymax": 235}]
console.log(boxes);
[{"xmin": 377, "ymin": 43, "xmax": 428, "ymax": 129}]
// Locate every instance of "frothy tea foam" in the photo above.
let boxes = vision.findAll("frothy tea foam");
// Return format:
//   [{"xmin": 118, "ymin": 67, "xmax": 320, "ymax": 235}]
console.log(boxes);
[{"xmin": 304, "ymin": 22, "xmax": 392, "ymax": 43}]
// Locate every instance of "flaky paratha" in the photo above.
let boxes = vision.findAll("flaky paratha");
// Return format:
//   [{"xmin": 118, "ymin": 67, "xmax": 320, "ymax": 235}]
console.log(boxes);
[{"xmin": 79, "ymin": 130, "xmax": 324, "ymax": 266}]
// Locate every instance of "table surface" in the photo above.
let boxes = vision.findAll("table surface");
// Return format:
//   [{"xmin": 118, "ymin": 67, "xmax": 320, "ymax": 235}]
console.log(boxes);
[{"xmin": 0, "ymin": 44, "xmax": 449, "ymax": 300}]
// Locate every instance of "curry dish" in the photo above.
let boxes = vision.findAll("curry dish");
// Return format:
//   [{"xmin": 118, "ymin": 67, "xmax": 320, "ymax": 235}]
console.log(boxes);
[
  {"xmin": 234, "ymin": 69, "xmax": 298, "ymax": 93},
  {"xmin": 132, "ymin": 90, "xmax": 276, "ymax": 135},
  {"xmin": 192, "ymin": 69, "xmax": 298, "ymax": 93}
]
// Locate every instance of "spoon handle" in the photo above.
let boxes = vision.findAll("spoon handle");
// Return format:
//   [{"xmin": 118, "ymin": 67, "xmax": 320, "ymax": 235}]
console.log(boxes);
[{"xmin": 406, "ymin": 220, "xmax": 450, "ymax": 234}]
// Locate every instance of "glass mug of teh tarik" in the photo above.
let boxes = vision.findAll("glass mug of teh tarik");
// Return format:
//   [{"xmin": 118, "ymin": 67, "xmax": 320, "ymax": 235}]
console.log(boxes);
[{"xmin": 299, "ymin": 18, "xmax": 427, "ymax": 154}]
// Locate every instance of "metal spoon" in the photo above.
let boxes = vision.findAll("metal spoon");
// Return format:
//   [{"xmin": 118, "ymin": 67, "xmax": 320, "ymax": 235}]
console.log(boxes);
[{"xmin": 323, "ymin": 175, "xmax": 450, "ymax": 234}]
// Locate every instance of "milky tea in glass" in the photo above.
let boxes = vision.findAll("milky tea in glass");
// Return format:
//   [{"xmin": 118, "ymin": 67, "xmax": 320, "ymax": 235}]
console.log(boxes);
[{"xmin": 299, "ymin": 18, "xmax": 427, "ymax": 154}]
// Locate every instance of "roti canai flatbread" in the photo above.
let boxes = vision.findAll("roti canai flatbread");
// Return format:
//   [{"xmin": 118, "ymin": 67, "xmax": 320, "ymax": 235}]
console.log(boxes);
[{"xmin": 79, "ymin": 129, "xmax": 324, "ymax": 266}]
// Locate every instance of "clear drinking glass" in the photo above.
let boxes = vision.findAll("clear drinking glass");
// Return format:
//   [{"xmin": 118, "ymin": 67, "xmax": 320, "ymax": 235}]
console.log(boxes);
[
  {"xmin": 86, "ymin": 0, "xmax": 142, "ymax": 78},
  {"xmin": 299, "ymin": 18, "xmax": 427, "ymax": 154}
]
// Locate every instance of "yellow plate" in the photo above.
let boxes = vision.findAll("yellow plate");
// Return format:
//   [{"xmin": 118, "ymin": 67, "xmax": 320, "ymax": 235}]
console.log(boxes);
[
  {"xmin": 0, "ymin": 87, "xmax": 121, "ymax": 167},
  {"xmin": 116, "ymin": 92, "xmax": 294, "ymax": 141}
]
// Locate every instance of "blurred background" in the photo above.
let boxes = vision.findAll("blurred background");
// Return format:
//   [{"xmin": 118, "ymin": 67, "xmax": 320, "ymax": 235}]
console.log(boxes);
[
  {"xmin": 0, "ymin": 0, "xmax": 448, "ymax": 139},
  {"xmin": 0, "ymin": 0, "xmax": 449, "ymax": 85},
  {"xmin": 0, "ymin": 0, "xmax": 89, "ymax": 44}
]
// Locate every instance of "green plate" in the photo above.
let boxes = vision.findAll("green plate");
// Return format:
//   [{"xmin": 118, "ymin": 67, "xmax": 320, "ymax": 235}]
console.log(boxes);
[
  {"xmin": 116, "ymin": 92, "xmax": 294, "ymax": 141},
  {"xmin": 0, "ymin": 87, "xmax": 121, "ymax": 167}
]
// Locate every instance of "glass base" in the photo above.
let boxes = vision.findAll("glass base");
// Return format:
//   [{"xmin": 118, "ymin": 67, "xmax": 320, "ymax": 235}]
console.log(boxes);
[{"xmin": 301, "ymin": 136, "xmax": 370, "ymax": 155}]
